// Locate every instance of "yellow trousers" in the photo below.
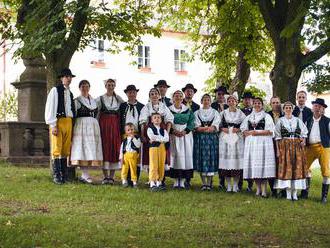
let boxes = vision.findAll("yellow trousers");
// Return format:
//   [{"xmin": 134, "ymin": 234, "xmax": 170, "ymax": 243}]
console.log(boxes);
[
  {"xmin": 121, "ymin": 152, "xmax": 139, "ymax": 182},
  {"xmin": 149, "ymin": 143, "xmax": 166, "ymax": 182},
  {"xmin": 50, "ymin": 117, "xmax": 72, "ymax": 159},
  {"xmin": 306, "ymin": 143, "xmax": 330, "ymax": 177}
]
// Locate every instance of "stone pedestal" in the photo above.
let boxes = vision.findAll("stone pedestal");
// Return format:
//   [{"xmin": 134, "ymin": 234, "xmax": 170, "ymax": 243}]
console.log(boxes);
[
  {"xmin": 0, "ymin": 122, "xmax": 49, "ymax": 165},
  {"xmin": 0, "ymin": 57, "xmax": 50, "ymax": 166}
]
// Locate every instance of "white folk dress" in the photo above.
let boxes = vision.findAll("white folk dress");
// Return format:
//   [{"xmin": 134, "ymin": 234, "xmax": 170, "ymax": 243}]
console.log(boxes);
[
  {"xmin": 240, "ymin": 110, "xmax": 276, "ymax": 179},
  {"xmin": 218, "ymin": 108, "xmax": 246, "ymax": 176},
  {"xmin": 169, "ymin": 104, "xmax": 195, "ymax": 178},
  {"xmin": 71, "ymin": 96, "xmax": 103, "ymax": 167}
]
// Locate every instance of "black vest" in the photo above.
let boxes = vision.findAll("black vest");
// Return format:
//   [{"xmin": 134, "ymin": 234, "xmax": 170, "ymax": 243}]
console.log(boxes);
[
  {"xmin": 183, "ymin": 99, "xmax": 200, "ymax": 113},
  {"xmin": 76, "ymin": 100, "xmax": 98, "ymax": 118},
  {"xmin": 122, "ymin": 136, "xmax": 140, "ymax": 154},
  {"xmin": 99, "ymin": 95, "xmax": 120, "ymax": 114},
  {"xmin": 221, "ymin": 115, "xmax": 241, "ymax": 129},
  {"xmin": 211, "ymin": 101, "xmax": 229, "ymax": 112},
  {"xmin": 148, "ymin": 124, "xmax": 166, "ymax": 148},
  {"xmin": 293, "ymin": 106, "xmax": 313, "ymax": 124},
  {"xmin": 306, "ymin": 116, "xmax": 330, "ymax": 148},
  {"xmin": 280, "ymin": 120, "xmax": 301, "ymax": 138},
  {"xmin": 56, "ymin": 84, "xmax": 75, "ymax": 118},
  {"xmin": 248, "ymin": 118, "xmax": 265, "ymax": 130},
  {"xmin": 119, "ymin": 101, "xmax": 144, "ymax": 134},
  {"xmin": 240, "ymin": 107, "xmax": 252, "ymax": 116}
]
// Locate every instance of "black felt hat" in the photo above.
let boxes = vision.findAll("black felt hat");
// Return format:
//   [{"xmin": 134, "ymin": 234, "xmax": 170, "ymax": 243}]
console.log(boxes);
[
  {"xmin": 58, "ymin": 68, "xmax": 76, "ymax": 78},
  {"xmin": 213, "ymin": 85, "xmax": 228, "ymax": 94},
  {"xmin": 182, "ymin": 83, "xmax": 197, "ymax": 93},
  {"xmin": 124, "ymin": 85, "xmax": 139, "ymax": 93},
  {"xmin": 312, "ymin": 98, "xmax": 327, "ymax": 108},
  {"xmin": 154, "ymin": 80, "xmax": 170, "ymax": 88}
]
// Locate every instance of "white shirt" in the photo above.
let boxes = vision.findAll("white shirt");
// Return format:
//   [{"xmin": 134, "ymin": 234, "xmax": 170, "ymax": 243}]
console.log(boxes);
[
  {"xmin": 139, "ymin": 102, "xmax": 174, "ymax": 125},
  {"xmin": 147, "ymin": 125, "xmax": 169, "ymax": 143},
  {"xmin": 96, "ymin": 94, "xmax": 124, "ymax": 111},
  {"xmin": 125, "ymin": 102, "xmax": 140, "ymax": 131},
  {"xmin": 44, "ymin": 86, "xmax": 74, "ymax": 128},
  {"xmin": 194, "ymin": 107, "xmax": 221, "ymax": 130},
  {"xmin": 119, "ymin": 136, "xmax": 141, "ymax": 160},
  {"xmin": 309, "ymin": 116, "xmax": 322, "ymax": 144}
]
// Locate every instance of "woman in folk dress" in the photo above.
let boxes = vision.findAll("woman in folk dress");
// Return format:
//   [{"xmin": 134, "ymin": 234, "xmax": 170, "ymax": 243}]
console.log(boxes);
[
  {"xmin": 274, "ymin": 101, "xmax": 308, "ymax": 201},
  {"xmin": 193, "ymin": 94, "xmax": 221, "ymax": 191},
  {"xmin": 96, "ymin": 79, "xmax": 124, "ymax": 185},
  {"xmin": 218, "ymin": 93, "xmax": 246, "ymax": 192},
  {"xmin": 169, "ymin": 90, "xmax": 195, "ymax": 189},
  {"xmin": 70, "ymin": 80, "xmax": 103, "ymax": 183},
  {"xmin": 139, "ymin": 88, "xmax": 174, "ymax": 185},
  {"xmin": 240, "ymin": 97, "xmax": 276, "ymax": 197}
]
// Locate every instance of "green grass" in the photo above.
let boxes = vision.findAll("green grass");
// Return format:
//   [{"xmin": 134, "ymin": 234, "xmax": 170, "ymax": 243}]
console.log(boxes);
[{"xmin": 0, "ymin": 163, "xmax": 329, "ymax": 247}]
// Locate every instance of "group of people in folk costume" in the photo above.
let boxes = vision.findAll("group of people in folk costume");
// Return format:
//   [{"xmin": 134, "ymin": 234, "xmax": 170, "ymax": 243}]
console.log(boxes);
[{"xmin": 45, "ymin": 68, "xmax": 330, "ymax": 204}]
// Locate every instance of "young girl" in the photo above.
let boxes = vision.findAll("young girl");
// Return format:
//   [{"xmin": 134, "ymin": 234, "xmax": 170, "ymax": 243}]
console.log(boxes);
[
  {"xmin": 119, "ymin": 123, "xmax": 141, "ymax": 188},
  {"xmin": 147, "ymin": 113, "xmax": 169, "ymax": 191},
  {"xmin": 193, "ymin": 94, "xmax": 221, "ymax": 190}
]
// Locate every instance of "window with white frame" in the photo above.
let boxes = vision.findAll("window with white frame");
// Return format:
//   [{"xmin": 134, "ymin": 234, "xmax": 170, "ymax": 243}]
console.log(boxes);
[
  {"xmin": 138, "ymin": 45, "xmax": 150, "ymax": 68},
  {"xmin": 174, "ymin": 49, "xmax": 187, "ymax": 71},
  {"xmin": 91, "ymin": 39, "xmax": 105, "ymax": 63}
]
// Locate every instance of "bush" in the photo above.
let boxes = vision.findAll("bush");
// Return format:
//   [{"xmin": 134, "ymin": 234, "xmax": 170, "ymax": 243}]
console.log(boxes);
[{"xmin": 0, "ymin": 91, "xmax": 18, "ymax": 121}]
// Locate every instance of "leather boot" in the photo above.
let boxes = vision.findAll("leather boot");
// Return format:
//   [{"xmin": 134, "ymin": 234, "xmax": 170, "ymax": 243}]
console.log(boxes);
[
  {"xmin": 60, "ymin": 158, "xmax": 76, "ymax": 182},
  {"xmin": 53, "ymin": 159, "xmax": 63, "ymax": 184},
  {"xmin": 300, "ymin": 178, "xmax": 311, "ymax": 199},
  {"xmin": 321, "ymin": 184, "xmax": 329, "ymax": 204}
]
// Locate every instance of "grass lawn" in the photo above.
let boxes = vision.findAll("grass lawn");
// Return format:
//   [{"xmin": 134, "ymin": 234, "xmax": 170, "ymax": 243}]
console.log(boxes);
[{"xmin": 0, "ymin": 163, "xmax": 329, "ymax": 247}]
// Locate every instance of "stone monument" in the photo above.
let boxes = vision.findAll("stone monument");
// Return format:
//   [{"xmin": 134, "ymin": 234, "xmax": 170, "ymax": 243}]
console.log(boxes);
[{"xmin": 0, "ymin": 57, "xmax": 49, "ymax": 165}]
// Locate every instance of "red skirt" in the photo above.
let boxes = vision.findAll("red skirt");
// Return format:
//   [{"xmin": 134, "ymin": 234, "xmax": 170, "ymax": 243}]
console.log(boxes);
[{"xmin": 99, "ymin": 113, "xmax": 121, "ymax": 163}]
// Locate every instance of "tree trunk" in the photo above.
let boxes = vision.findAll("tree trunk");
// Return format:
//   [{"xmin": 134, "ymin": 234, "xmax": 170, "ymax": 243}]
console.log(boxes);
[
  {"xmin": 45, "ymin": 54, "xmax": 71, "ymax": 91},
  {"xmin": 230, "ymin": 50, "xmax": 251, "ymax": 96},
  {"xmin": 269, "ymin": 35, "xmax": 303, "ymax": 103}
]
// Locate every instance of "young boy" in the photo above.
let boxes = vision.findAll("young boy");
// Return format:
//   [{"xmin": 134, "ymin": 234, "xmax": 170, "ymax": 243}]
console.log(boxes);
[
  {"xmin": 119, "ymin": 123, "xmax": 141, "ymax": 188},
  {"xmin": 147, "ymin": 113, "xmax": 169, "ymax": 191}
]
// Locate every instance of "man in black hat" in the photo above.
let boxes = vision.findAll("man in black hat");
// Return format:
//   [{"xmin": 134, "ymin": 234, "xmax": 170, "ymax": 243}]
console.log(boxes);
[
  {"xmin": 182, "ymin": 83, "xmax": 200, "ymax": 113},
  {"xmin": 304, "ymin": 98, "xmax": 330, "ymax": 203},
  {"xmin": 293, "ymin": 90, "xmax": 313, "ymax": 123},
  {"xmin": 45, "ymin": 68, "xmax": 76, "ymax": 184},
  {"xmin": 211, "ymin": 86, "xmax": 229, "ymax": 112},
  {"xmin": 154, "ymin": 80, "xmax": 171, "ymax": 107},
  {"xmin": 119, "ymin": 85, "xmax": 145, "ymax": 186},
  {"xmin": 240, "ymin": 92, "xmax": 254, "ymax": 116}
]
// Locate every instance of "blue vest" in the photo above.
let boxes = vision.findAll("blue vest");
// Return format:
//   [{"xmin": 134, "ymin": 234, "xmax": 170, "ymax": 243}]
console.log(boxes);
[
  {"xmin": 148, "ymin": 124, "xmax": 166, "ymax": 148},
  {"xmin": 122, "ymin": 136, "xmax": 140, "ymax": 154},
  {"xmin": 306, "ymin": 116, "xmax": 330, "ymax": 148}
]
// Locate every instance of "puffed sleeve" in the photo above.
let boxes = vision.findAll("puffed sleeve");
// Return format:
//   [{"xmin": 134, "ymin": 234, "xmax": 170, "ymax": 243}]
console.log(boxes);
[
  {"xmin": 74, "ymin": 98, "xmax": 81, "ymax": 114},
  {"xmin": 211, "ymin": 110, "xmax": 221, "ymax": 131},
  {"xmin": 218, "ymin": 111, "xmax": 224, "ymax": 128},
  {"xmin": 238, "ymin": 109, "xmax": 246, "ymax": 123},
  {"xmin": 274, "ymin": 118, "xmax": 282, "ymax": 140},
  {"xmin": 96, "ymin": 96, "xmax": 102, "ymax": 111},
  {"xmin": 264, "ymin": 113, "xmax": 275, "ymax": 136},
  {"xmin": 240, "ymin": 115, "xmax": 250, "ymax": 132},
  {"xmin": 194, "ymin": 110, "xmax": 201, "ymax": 128},
  {"xmin": 298, "ymin": 118, "xmax": 308, "ymax": 138},
  {"xmin": 163, "ymin": 105, "xmax": 174, "ymax": 124},
  {"xmin": 44, "ymin": 87, "xmax": 58, "ymax": 128},
  {"xmin": 186, "ymin": 110, "xmax": 195, "ymax": 132},
  {"xmin": 139, "ymin": 105, "xmax": 149, "ymax": 125}
]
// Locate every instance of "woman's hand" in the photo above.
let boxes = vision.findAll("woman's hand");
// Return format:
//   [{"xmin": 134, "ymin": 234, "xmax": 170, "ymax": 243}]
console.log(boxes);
[{"xmin": 232, "ymin": 128, "xmax": 240, "ymax": 133}]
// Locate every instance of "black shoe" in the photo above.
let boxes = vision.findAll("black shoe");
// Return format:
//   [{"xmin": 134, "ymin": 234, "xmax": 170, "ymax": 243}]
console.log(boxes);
[
  {"xmin": 150, "ymin": 186, "xmax": 158, "ymax": 192},
  {"xmin": 184, "ymin": 181, "xmax": 191, "ymax": 190},
  {"xmin": 300, "ymin": 189, "xmax": 309, "ymax": 199},
  {"xmin": 52, "ymin": 159, "xmax": 63, "ymax": 184},
  {"xmin": 201, "ymin": 185, "xmax": 207, "ymax": 191},
  {"xmin": 321, "ymin": 184, "xmax": 329, "ymax": 204},
  {"xmin": 271, "ymin": 190, "xmax": 278, "ymax": 198},
  {"xmin": 280, "ymin": 189, "xmax": 287, "ymax": 198}
]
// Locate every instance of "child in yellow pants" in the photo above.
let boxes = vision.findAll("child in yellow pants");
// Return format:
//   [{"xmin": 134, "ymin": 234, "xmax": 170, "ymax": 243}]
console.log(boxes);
[
  {"xmin": 120, "ymin": 123, "xmax": 141, "ymax": 187},
  {"xmin": 147, "ymin": 113, "xmax": 169, "ymax": 191}
]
